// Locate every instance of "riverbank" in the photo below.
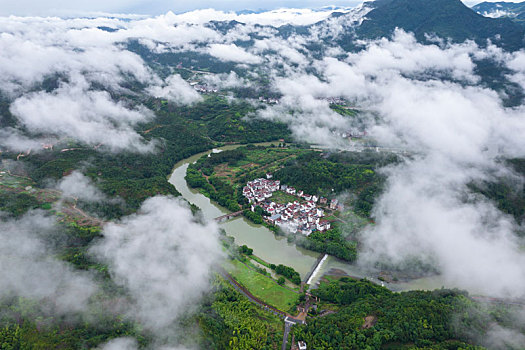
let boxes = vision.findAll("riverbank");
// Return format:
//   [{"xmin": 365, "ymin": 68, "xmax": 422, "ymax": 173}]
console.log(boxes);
[
  {"xmin": 168, "ymin": 143, "xmax": 454, "ymax": 294},
  {"xmin": 168, "ymin": 143, "xmax": 320, "ymax": 279}
]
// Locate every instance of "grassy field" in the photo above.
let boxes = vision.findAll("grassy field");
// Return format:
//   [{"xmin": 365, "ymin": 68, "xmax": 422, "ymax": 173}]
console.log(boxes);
[
  {"xmin": 270, "ymin": 190, "xmax": 301, "ymax": 205},
  {"xmin": 247, "ymin": 255, "xmax": 301, "ymax": 291},
  {"xmin": 225, "ymin": 259, "xmax": 300, "ymax": 313}
]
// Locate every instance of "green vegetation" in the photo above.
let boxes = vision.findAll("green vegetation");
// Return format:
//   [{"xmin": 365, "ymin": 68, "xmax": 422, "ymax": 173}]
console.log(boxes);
[
  {"xmin": 187, "ymin": 146, "xmax": 311, "ymax": 213},
  {"xmin": 0, "ymin": 192, "xmax": 42, "ymax": 217},
  {"xmin": 294, "ymin": 277, "xmax": 484, "ymax": 349},
  {"xmin": 198, "ymin": 278, "xmax": 284, "ymax": 350},
  {"xmin": 0, "ymin": 94, "xmax": 292, "ymax": 349},
  {"xmin": 17, "ymin": 95, "xmax": 290, "ymax": 220},
  {"xmin": 170, "ymin": 96, "xmax": 290, "ymax": 144},
  {"xmin": 271, "ymin": 190, "xmax": 300, "ymax": 205},
  {"xmin": 330, "ymin": 104, "xmax": 358, "ymax": 117},
  {"xmin": 0, "ymin": 171, "xmax": 58, "ymax": 217},
  {"xmin": 296, "ymin": 225, "xmax": 358, "ymax": 262},
  {"xmin": 273, "ymin": 151, "xmax": 396, "ymax": 218},
  {"xmin": 243, "ymin": 209, "xmax": 264, "ymax": 224},
  {"xmin": 473, "ymin": 1, "xmax": 525, "ymax": 26},
  {"xmin": 187, "ymin": 147, "xmax": 393, "ymax": 263},
  {"xmin": 239, "ymin": 245, "xmax": 253, "ymax": 255},
  {"xmin": 0, "ymin": 304, "xmax": 147, "ymax": 350},
  {"xmin": 269, "ymin": 264, "xmax": 302, "ymax": 285},
  {"xmin": 226, "ymin": 259, "xmax": 299, "ymax": 312},
  {"xmin": 56, "ymin": 222, "xmax": 105, "ymax": 271},
  {"xmin": 313, "ymin": 277, "xmax": 391, "ymax": 304},
  {"xmin": 470, "ymin": 158, "xmax": 525, "ymax": 228},
  {"xmin": 186, "ymin": 165, "xmax": 241, "ymax": 212},
  {"xmin": 356, "ymin": 0, "xmax": 525, "ymax": 51}
]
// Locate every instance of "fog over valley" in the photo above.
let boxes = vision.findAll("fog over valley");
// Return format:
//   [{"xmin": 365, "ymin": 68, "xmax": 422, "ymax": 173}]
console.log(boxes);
[{"xmin": 1, "ymin": 0, "xmax": 525, "ymax": 349}]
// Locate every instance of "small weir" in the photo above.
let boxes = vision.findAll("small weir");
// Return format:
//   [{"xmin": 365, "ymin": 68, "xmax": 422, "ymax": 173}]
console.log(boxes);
[
  {"xmin": 304, "ymin": 254, "xmax": 328, "ymax": 286},
  {"xmin": 169, "ymin": 143, "xmax": 451, "ymax": 292}
]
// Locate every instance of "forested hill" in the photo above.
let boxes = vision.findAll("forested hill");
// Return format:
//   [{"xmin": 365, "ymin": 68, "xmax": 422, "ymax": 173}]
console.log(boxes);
[
  {"xmin": 355, "ymin": 0, "xmax": 525, "ymax": 50},
  {"xmin": 473, "ymin": 1, "xmax": 525, "ymax": 26}
]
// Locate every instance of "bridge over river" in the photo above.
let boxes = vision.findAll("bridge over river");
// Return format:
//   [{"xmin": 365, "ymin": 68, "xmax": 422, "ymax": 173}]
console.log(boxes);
[{"xmin": 213, "ymin": 210, "xmax": 244, "ymax": 223}]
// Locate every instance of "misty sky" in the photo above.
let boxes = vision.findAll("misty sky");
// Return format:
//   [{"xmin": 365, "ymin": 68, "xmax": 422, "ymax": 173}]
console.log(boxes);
[{"xmin": 0, "ymin": 0, "xmax": 518, "ymax": 17}]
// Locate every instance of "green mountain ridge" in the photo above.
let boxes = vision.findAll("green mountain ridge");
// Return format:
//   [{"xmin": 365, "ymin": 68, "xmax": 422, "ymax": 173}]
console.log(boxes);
[
  {"xmin": 473, "ymin": 1, "xmax": 525, "ymax": 26},
  {"xmin": 355, "ymin": 0, "xmax": 525, "ymax": 50}
]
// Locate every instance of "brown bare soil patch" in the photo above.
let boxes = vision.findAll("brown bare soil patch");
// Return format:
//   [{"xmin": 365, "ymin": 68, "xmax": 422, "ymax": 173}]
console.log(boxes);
[
  {"xmin": 214, "ymin": 164, "xmax": 236, "ymax": 178},
  {"xmin": 362, "ymin": 315, "xmax": 377, "ymax": 329}
]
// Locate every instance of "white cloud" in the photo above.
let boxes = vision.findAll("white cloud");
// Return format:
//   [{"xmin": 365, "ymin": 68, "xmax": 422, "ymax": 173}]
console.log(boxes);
[
  {"xmin": 148, "ymin": 74, "xmax": 202, "ymax": 104},
  {"xmin": 0, "ymin": 212, "xmax": 97, "ymax": 313},
  {"xmin": 1, "ymin": 0, "xmax": 525, "ymax": 303},
  {"xmin": 202, "ymin": 71, "xmax": 253, "ymax": 89},
  {"xmin": 90, "ymin": 196, "xmax": 223, "ymax": 332},
  {"xmin": 0, "ymin": 13, "xmax": 222, "ymax": 152},
  {"xmin": 253, "ymin": 37, "xmax": 309, "ymax": 65},
  {"xmin": 57, "ymin": 170, "xmax": 107, "ymax": 202},
  {"xmin": 9, "ymin": 76, "xmax": 155, "ymax": 152},
  {"xmin": 98, "ymin": 338, "xmax": 140, "ymax": 350},
  {"xmin": 208, "ymin": 43, "xmax": 263, "ymax": 64},
  {"xmin": 257, "ymin": 29, "xmax": 525, "ymax": 298}
]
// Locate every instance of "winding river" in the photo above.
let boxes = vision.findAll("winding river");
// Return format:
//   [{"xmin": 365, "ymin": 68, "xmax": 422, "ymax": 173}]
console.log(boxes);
[
  {"xmin": 168, "ymin": 143, "xmax": 453, "ymax": 291},
  {"xmin": 169, "ymin": 144, "xmax": 319, "ymax": 278}
]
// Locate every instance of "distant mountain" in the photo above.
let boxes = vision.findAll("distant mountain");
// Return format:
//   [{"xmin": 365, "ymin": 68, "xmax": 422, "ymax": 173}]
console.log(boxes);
[
  {"xmin": 354, "ymin": 0, "xmax": 525, "ymax": 50},
  {"xmin": 472, "ymin": 1, "xmax": 525, "ymax": 25},
  {"xmin": 235, "ymin": 9, "xmax": 267, "ymax": 15}
]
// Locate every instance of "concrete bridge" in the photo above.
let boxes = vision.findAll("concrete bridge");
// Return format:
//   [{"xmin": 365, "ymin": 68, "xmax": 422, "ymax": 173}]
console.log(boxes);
[{"xmin": 214, "ymin": 210, "xmax": 244, "ymax": 223}]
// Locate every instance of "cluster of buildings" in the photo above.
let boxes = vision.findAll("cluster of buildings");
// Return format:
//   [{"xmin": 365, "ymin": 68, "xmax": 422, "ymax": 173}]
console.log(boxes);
[
  {"xmin": 258, "ymin": 96, "xmax": 279, "ymax": 104},
  {"xmin": 242, "ymin": 176, "xmax": 339, "ymax": 236},
  {"xmin": 191, "ymin": 83, "xmax": 218, "ymax": 93},
  {"xmin": 257, "ymin": 96, "xmax": 346, "ymax": 106}
]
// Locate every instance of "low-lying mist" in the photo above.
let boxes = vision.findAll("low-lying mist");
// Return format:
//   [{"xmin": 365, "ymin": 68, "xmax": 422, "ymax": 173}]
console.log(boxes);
[{"xmin": 262, "ymin": 30, "xmax": 525, "ymax": 299}]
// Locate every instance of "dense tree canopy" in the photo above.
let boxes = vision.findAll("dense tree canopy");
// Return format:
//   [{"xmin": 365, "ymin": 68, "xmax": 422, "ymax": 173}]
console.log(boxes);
[{"xmin": 295, "ymin": 278, "xmax": 482, "ymax": 350}]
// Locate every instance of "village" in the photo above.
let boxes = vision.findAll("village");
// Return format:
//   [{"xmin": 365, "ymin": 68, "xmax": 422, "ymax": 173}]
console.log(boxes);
[{"xmin": 242, "ymin": 174, "xmax": 339, "ymax": 236}]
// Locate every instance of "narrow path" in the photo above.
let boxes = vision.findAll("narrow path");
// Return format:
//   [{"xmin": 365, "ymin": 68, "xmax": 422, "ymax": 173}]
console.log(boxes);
[
  {"xmin": 240, "ymin": 259, "xmax": 300, "ymax": 294},
  {"xmin": 282, "ymin": 318, "xmax": 295, "ymax": 350},
  {"xmin": 220, "ymin": 268, "xmax": 304, "ymax": 324},
  {"xmin": 220, "ymin": 269, "xmax": 286, "ymax": 317},
  {"xmin": 220, "ymin": 269, "xmax": 304, "ymax": 350}
]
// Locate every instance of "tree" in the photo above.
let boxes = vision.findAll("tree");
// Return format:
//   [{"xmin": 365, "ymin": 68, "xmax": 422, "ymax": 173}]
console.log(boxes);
[
  {"xmin": 239, "ymin": 245, "xmax": 253, "ymax": 255},
  {"xmin": 277, "ymin": 277, "xmax": 285, "ymax": 285}
]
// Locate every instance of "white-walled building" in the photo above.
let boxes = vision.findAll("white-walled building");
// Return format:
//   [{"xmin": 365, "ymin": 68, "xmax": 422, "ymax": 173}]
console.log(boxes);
[{"xmin": 242, "ymin": 178, "xmax": 334, "ymax": 234}]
